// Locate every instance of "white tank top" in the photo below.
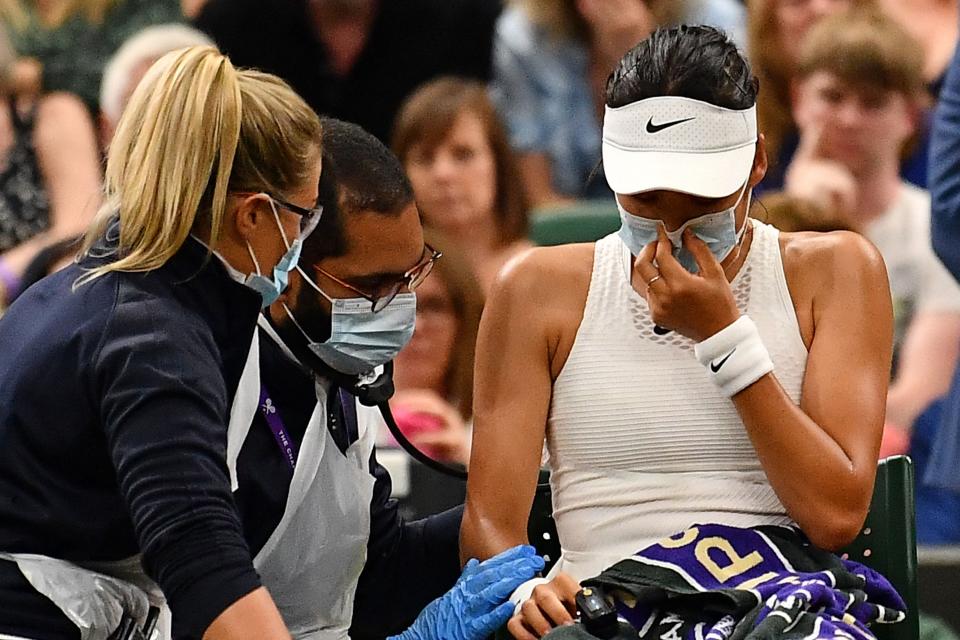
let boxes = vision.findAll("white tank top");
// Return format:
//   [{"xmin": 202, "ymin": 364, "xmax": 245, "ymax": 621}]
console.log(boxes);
[{"xmin": 545, "ymin": 221, "xmax": 808, "ymax": 581}]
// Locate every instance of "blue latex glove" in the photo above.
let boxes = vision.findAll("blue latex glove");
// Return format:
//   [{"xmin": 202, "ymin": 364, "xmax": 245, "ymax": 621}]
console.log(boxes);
[{"xmin": 390, "ymin": 545, "xmax": 546, "ymax": 640}]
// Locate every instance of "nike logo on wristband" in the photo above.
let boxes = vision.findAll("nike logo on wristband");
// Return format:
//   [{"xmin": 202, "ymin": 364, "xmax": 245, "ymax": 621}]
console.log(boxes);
[
  {"xmin": 710, "ymin": 348, "xmax": 736, "ymax": 373},
  {"xmin": 646, "ymin": 116, "xmax": 696, "ymax": 133}
]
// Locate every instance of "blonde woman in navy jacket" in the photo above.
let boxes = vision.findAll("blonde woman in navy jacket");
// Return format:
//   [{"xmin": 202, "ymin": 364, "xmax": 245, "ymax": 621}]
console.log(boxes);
[{"xmin": 0, "ymin": 46, "xmax": 324, "ymax": 639}]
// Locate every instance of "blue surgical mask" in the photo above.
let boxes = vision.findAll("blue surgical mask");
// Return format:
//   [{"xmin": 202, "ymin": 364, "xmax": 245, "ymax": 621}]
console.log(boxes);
[
  {"xmin": 616, "ymin": 183, "xmax": 751, "ymax": 273},
  {"xmin": 283, "ymin": 266, "xmax": 417, "ymax": 376},
  {"xmin": 244, "ymin": 199, "xmax": 303, "ymax": 307}
]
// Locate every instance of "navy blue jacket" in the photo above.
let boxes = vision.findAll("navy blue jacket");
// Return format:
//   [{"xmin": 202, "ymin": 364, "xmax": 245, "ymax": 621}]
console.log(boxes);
[
  {"xmin": 931, "ymin": 45, "xmax": 960, "ymax": 280},
  {"xmin": 926, "ymin": 39, "xmax": 960, "ymax": 494},
  {"xmin": 0, "ymin": 236, "xmax": 263, "ymax": 638}
]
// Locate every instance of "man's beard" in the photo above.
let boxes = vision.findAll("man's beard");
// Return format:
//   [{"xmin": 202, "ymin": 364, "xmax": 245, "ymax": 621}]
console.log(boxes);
[{"xmin": 270, "ymin": 282, "xmax": 334, "ymax": 375}]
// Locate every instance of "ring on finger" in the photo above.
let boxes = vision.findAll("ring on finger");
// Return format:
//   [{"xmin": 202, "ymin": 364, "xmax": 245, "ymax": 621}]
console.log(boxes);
[{"xmin": 646, "ymin": 274, "xmax": 662, "ymax": 287}]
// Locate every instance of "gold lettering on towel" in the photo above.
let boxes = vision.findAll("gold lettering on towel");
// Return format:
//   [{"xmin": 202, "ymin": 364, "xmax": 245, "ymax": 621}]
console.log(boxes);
[
  {"xmin": 695, "ymin": 537, "xmax": 763, "ymax": 583},
  {"xmin": 659, "ymin": 528, "xmax": 700, "ymax": 549}
]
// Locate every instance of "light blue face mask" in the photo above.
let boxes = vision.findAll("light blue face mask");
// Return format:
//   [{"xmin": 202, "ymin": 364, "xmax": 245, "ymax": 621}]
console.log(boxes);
[
  {"xmin": 283, "ymin": 266, "xmax": 417, "ymax": 376},
  {"xmin": 616, "ymin": 183, "xmax": 751, "ymax": 273},
  {"xmin": 244, "ymin": 200, "xmax": 304, "ymax": 308}
]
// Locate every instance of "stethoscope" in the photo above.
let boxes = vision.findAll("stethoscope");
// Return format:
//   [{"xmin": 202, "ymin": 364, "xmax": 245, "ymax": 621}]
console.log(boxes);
[
  {"xmin": 258, "ymin": 310, "xmax": 470, "ymax": 481},
  {"xmin": 351, "ymin": 361, "xmax": 469, "ymax": 481}
]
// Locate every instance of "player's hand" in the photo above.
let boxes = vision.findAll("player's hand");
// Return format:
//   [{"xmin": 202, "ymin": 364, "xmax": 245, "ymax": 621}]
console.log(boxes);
[
  {"xmin": 633, "ymin": 226, "xmax": 741, "ymax": 342},
  {"xmin": 507, "ymin": 572, "xmax": 580, "ymax": 640}
]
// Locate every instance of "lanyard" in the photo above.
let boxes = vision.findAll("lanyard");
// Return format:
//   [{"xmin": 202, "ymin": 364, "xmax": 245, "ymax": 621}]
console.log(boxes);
[
  {"xmin": 258, "ymin": 383, "xmax": 361, "ymax": 469},
  {"xmin": 258, "ymin": 385, "xmax": 299, "ymax": 470},
  {"xmin": 338, "ymin": 388, "xmax": 357, "ymax": 441},
  {"xmin": 328, "ymin": 387, "xmax": 358, "ymax": 456}
]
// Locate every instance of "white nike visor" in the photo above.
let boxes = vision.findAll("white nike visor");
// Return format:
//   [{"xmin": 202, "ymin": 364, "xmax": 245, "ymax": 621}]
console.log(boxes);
[{"xmin": 602, "ymin": 96, "xmax": 757, "ymax": 198}]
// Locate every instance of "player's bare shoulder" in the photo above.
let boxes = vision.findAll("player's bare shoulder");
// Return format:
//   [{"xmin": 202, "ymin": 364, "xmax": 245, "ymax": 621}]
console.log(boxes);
[
  {"xmin": 778, "ymin": 229, "xmax": 888, "ymax": 301},
  {"xmin": 490, "ymin": 242, "xmax": 596, "ymax": 312}
]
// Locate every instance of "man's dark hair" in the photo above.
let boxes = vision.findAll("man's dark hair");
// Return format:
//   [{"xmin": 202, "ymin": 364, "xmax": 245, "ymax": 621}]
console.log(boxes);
[
  {"xmin": 302, "ymin": 117, "xmax": 415, "ymax": 263},
  {"xmin": 606, "ymin": 25, "xmax": 758, "ymax": 110}
]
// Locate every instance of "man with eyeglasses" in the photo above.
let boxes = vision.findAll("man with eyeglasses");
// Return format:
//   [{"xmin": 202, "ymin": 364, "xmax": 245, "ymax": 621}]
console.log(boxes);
[{"xmin": 221, "ymin": 117, "xmax": 540, "ymax": 640}]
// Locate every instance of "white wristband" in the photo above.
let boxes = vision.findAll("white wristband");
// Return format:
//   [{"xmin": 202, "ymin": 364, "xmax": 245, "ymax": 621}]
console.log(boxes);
[
  {"xmin": 509, "ymin": 577, "xmax": 550, "ymax": 615},
  {"xmin": 693, "ymin": 315, "xmax": 774, "ymax": 398}
]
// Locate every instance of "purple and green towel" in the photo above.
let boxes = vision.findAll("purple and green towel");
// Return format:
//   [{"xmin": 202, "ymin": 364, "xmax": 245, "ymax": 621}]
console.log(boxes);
[{"xmin": 561, "ymin": 524, "xmax": 905, "ymax": 640}]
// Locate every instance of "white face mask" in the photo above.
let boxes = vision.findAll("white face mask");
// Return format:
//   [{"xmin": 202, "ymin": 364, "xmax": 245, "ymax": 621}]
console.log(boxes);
[
  {"xmin": 217, "ymin": 198, "xmax": 307, "ymax": 307},
  {"xmin": 282, "ymin": 266, "xmax": 417, "ymax": 377},
  {"xmin": 615, "ymin": 182, "xmax": 751, "ymax": 273}
]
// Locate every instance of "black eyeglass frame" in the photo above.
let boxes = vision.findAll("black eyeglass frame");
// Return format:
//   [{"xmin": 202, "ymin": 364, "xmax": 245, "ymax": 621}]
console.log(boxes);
[{"xmin": 267, "ymin": 194, "xmax": 324, "ymax": 238}]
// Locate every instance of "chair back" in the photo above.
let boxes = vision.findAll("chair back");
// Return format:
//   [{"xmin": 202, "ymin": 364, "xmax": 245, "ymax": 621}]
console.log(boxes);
[
  {"xmin": 841, "ymin": 456, "xmax": 919, "ymax": 640},
  {"xmin": 529, "ymin": 201, "xmax": 620, "ymax": 246}
]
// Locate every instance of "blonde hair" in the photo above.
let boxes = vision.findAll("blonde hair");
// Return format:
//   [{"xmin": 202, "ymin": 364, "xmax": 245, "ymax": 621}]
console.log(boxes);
[
  {"xmin": 0, "ymin": 0, "xmax": 117, "ymax": 29},
  {"xmin": 80, "ymin": 46, "xmax": 321, "ymax": 283},
  {"xmin": 100, "ymin": 24, "xmax": 214, "ymax": 124}
]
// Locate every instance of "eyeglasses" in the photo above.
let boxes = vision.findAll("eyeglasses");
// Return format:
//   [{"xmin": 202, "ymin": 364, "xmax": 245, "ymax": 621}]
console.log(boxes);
[
  {"xmin": 268, "ymin": 194, "xmax": 324, "ymax": 239},
  {"xmin": 314, "ymin": 243, "xmax": 442, "ymax": 313}
]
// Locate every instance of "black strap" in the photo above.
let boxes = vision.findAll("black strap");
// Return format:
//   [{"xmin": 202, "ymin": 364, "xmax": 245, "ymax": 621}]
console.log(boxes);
[
  {"xmin": 377, "ymin": 401, "xmax": 467, "ymax": 480},
  {"xmin": 328, "ymin": 385, "xmax": 360, "ymax": 455}
]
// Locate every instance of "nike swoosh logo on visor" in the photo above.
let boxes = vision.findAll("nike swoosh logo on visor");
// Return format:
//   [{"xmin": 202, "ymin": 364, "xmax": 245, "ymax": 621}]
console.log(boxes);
[
  {"xmin": 710, "ymin": 348, "xmax": 736, "ymax": 373},
  {"xmin": 646, "ymin": 117, "xmax": 696, "ymax": 134}
]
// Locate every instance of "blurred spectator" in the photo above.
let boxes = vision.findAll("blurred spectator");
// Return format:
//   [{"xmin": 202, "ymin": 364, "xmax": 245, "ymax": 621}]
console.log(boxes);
[
  {"xmin": 11, "ymin": 23, "xmax": 213, "ymax": 298},
  {"xmin": 179, "ymin": 0, "xmax": 209, "ymax": 19},
  {"xmin": 878, "ymin": 0, "xmax": 957, "ymax": 90},
  {"xmin": 748, "ymin": 0, "xmax": 874, "ymax": 192},
  {"xmin": 0, "ymin": 24, "xmax": 101, "ymax": 309},
  {"xmin": 683, "ymin": 0, "xmax": 747, "ymax": 46},
  {"xmin": 490, "ymin": 0, "xmax": 679, "ymax": 206},
  {"xmin": 0, "ymin": 0, "xmax": 185, "ymax": 114},
  {"xmin": 785, "ymin": 8, "xmax": 960, "ymax": 438},
  {"xmin": 193, "ymin": 0, "xmax": 500, "ymax": 143},
  {"xmin": 389, "ymin": 228, "xmax": 484, "ymax": 466},
  {"xmin": 393, "ymin": 77, "xmax": 531, "ymax": 294},
  {"xmin": 99, "ymin": 23, "xmax": 213, "ymax": 147},
  {"xmin": 876, "ymin": 0, "xmax": 958, "ymax": 189}
]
